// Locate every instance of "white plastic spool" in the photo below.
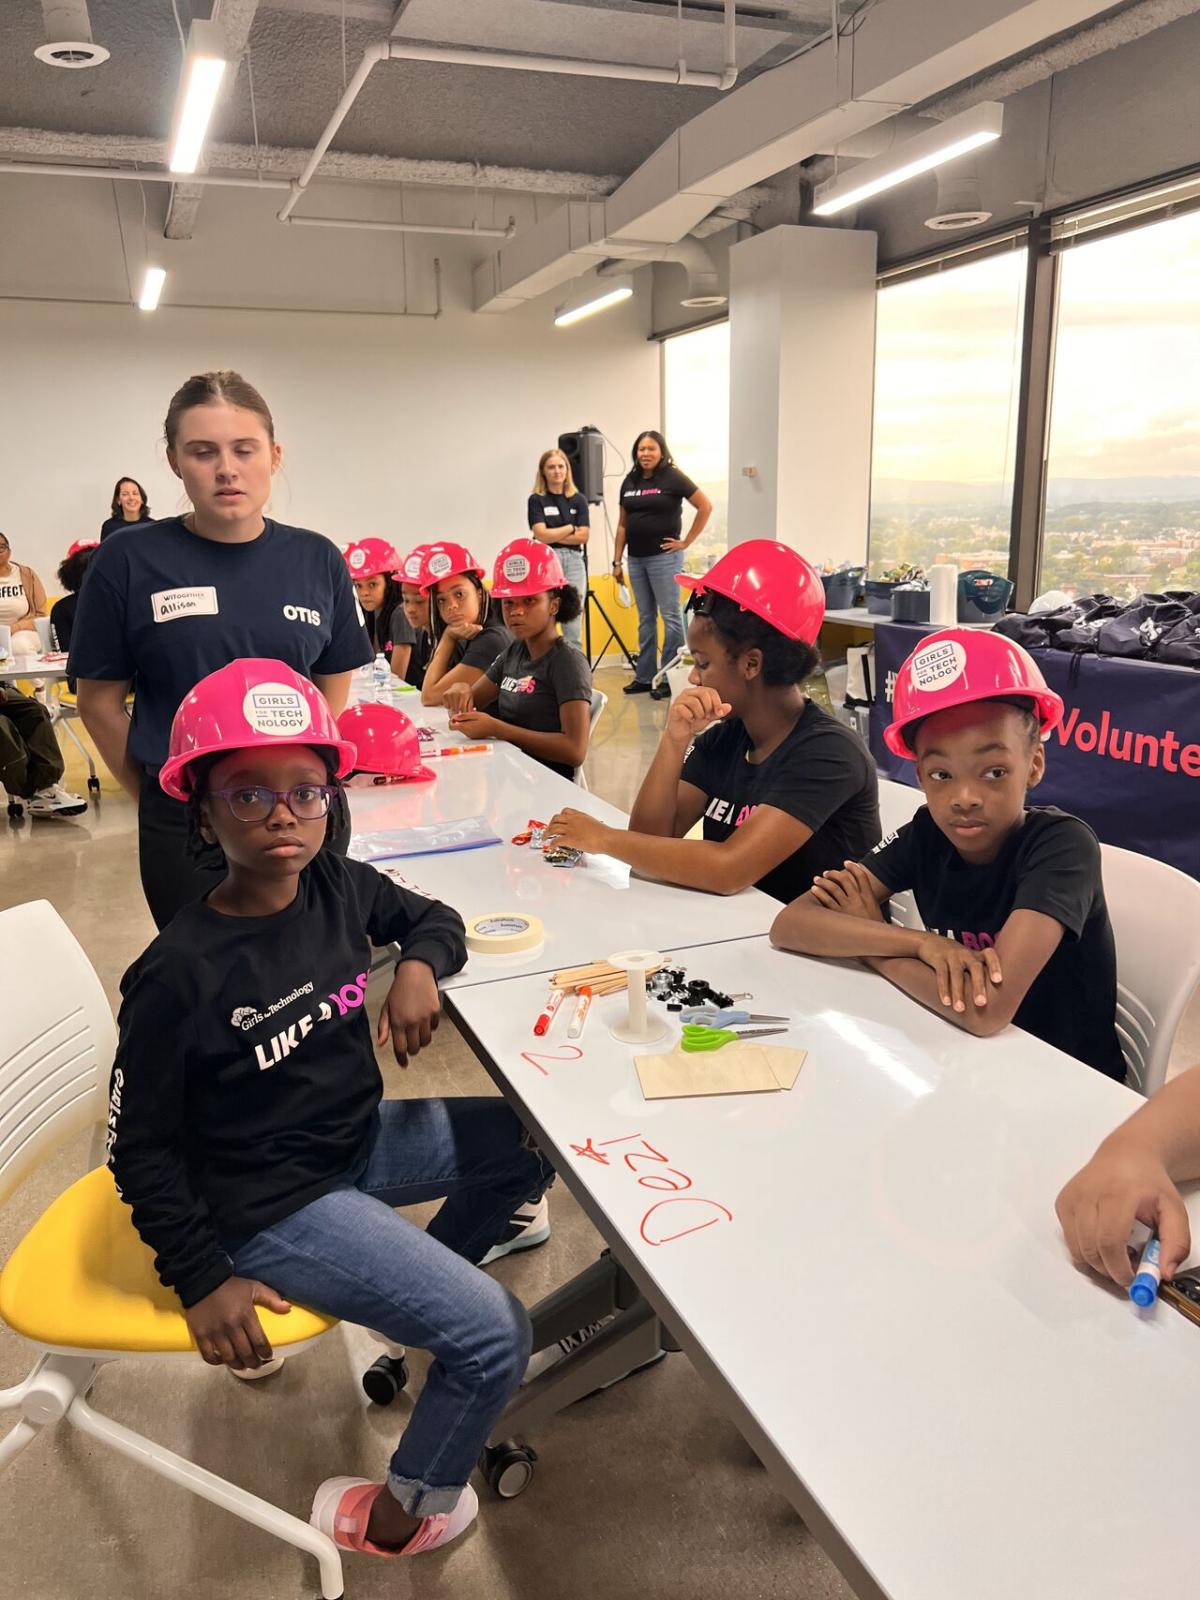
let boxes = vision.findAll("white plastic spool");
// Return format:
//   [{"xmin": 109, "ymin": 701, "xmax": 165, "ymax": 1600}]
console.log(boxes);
[{"xmin": 606, "ymin": 947, "xmax": 669, "ymax": 1045}]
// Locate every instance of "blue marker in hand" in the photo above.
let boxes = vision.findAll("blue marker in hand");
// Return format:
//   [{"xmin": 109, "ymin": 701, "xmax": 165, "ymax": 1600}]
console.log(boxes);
[{"xmin": 1129, "ymin": 1236, "xmax": 1162, "ymax": 1308}]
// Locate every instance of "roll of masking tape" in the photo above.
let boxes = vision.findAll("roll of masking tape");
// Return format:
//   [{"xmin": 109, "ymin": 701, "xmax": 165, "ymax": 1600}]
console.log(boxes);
[{"xmin": 465, "ymin": 913, "xmax": 545, "ymax": 956}]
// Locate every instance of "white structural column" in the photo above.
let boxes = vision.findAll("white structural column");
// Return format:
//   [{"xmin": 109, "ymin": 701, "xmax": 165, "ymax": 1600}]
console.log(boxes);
[{"xmin": 728, "ymin": 225, "xmax": 877, "ymax": 567}]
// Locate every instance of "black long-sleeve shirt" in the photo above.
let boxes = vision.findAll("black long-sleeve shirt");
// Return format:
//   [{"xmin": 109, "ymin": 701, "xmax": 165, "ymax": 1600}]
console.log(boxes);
[{"xmin": 106, "ymin": 852, "xmax": 467, "ymax": 1306}]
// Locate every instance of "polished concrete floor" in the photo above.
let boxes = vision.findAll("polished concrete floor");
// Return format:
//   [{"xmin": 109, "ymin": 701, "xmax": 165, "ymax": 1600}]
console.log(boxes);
[{"xmin": 2, "ymin": 666, "xmax": 1196, "ymax": 1600}]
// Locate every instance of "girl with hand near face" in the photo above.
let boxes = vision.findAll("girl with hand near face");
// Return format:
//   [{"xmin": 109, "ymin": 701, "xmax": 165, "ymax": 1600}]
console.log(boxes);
[
  {"xmin": 443, "ymin": 539, "xmax": 593, "ymax": 779},
  {"xmin": 69, "ymin": 369, "xmax": 371, "ymax": 930},
  {"xmin": 545, "ymin": 542, "xmax": 878, "ymax": 893},
  {"xmin": 417, "ymin": 542, "xmax": 512, "ymax": 708}
]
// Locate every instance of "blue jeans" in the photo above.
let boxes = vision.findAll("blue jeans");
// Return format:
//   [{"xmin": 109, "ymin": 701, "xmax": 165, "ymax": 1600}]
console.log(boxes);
[
  {"xmin": 629, "ymin": 549, "xmax": 685, "ymax": 683},
  {"xmin": 556, "ymin": 546, "xmax": 586, "ymax": 650},
  {"xmin": 231, "ymin": 1097, "xmax": 551, "ymax": 1516}
]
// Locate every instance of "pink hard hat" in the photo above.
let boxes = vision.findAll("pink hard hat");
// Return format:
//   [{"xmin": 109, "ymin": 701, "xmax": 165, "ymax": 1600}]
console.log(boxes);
[
  {"xmin": 66, "ymin": 540, "xmax": 99, "ymax": 558},
  {"xmin": 344, "ymin": 538, "xmax": 401, "ymax": 581},
  {"xmin": 398, "ymin": 544, "xmax": 434, "ymax": 586},
  {"xmin": 490, "ymin": 538, "xmax": 566, "ymax": 599},
  {"xmin": 159, "ymin": 658, "xmax": 357, "ymax": 801},
  {"xmin": 418, "ymin": 541, "xmax": 486, "ymax": 594},
  {"xmin": 677, "ymin": 540, "xmax": 825, "ymax": 644},
  {"xmin": 337, "ymin": 704, "xmax": 435, "ymax": 784},
  {"xmin": 885, "ymin": 628, "xmax": 1064, "ymax": 759}
]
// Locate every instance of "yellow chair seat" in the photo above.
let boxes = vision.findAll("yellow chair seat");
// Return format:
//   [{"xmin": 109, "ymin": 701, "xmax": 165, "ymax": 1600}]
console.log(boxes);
[{"xmin": 0, "ymin": 1166, "xmax": 337, "ymax": 1353}]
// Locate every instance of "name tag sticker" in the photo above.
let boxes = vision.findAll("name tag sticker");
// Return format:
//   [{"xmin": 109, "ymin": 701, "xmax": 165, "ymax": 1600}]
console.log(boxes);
[
  {"xmin": 152, "ymin": 586, "xmax": 219, "ymax": 623},
  {"xmin": 544, "ymin": 506, "xmax": 561, "ymax": 517}
]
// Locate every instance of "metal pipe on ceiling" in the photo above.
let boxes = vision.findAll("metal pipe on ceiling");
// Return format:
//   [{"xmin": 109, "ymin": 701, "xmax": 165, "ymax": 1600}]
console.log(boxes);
[
  {"xmin": 278, "ymin": 6, "xmax": 739, "ymax": 224},
  {"xmin": 281, "ymin": 213, "xmax": 516, "ymax": 238},
  {"xmin": 0, "ymin": 160, "xmax": 291, "ymax": 190}
]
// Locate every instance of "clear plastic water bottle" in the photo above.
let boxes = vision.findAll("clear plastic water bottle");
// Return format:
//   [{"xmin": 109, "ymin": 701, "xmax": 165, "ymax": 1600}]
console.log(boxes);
[{"xmin": 371, "ymin": 653, "xmax": 391, "ymax": 702}]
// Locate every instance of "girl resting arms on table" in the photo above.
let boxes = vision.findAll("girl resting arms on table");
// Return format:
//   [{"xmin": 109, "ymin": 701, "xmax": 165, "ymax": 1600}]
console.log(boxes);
[
  {"xmin": 770, "ymin": 629, "xmax": 1125, "ymax": 1078},
  {"xmin": 442, "ymin": 538, "xmax": 593, "ymax": 779},
  {"xmin": 543, "ymin": 541, "xmax": 880, "ymax": 898}
]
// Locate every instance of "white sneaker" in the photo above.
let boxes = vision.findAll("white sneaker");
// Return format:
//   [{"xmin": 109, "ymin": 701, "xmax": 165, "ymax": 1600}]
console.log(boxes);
[
  {"xmin": 479, "ymin": 1194, "xmax": 551, "ymax": 1266},
  {"xmin": 28, "ymin": 783, "xmax": 87, "ymax": 817},
  {"xmin": 228, "ymin": 1354, "xmax": 286, "ymax": 1381}
]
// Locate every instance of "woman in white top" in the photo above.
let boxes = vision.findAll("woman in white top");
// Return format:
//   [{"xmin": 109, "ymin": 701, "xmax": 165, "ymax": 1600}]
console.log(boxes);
[{"xmin": 0, "ymin": 532, "xmax": 47, "ymax": 642}]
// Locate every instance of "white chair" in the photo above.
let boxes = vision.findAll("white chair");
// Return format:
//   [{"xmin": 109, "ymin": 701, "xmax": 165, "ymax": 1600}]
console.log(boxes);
[
  {"xmin": 876, "ymin": 777, "xmax": 926, "ymax": 930},
  {"xmin": 1100, "ymin": 843, "xmax": 1200, "ymax": 1095},
  {"xmin": 577, "ymin": 687, "xmax": 608, "ymax": 791},
  {"xmin": 0, "ymin": 901, "xmax": 344, "ymax": 1598}
]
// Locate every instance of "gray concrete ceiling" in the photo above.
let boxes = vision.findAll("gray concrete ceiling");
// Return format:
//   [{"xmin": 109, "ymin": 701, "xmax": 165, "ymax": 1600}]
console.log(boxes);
[{"xmin": 0, "ymin": 0, "xmax": 866, "ymax": 180}]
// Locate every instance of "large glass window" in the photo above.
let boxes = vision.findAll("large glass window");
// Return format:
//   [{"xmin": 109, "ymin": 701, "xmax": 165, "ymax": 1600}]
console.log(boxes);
[
  {"xmin": 662, "ymin": 320, "xmax": 730, "ymax": 569},
  {"xmin": 1041, "ymin": 209, "xmax": 1200, "ymax": 600},
  {"xmin": 869, "ymin": 248, "xmax": 1027, "ymax": 578}
]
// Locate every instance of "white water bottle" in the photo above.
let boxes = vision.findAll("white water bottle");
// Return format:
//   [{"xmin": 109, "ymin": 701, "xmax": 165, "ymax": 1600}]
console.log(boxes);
[{"xmin": 371, "ymin": 653, "xmax": 391, "ymax": 701}]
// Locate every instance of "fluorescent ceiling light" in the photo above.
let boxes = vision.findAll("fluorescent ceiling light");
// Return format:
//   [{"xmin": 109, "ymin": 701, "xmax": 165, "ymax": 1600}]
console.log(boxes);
[
  {"xmin": 812, "ymin": 102, "xmax": 1004, "ymax": 218},
  {"xmin": 168, "ymin": 19, "xmax": 228, "ymax": 175},
  {"xmin": 554, "ymin": 277, "xmax": 634, "ymax": 327},
  {"xmin": 138, "ymin": 266, "xmax": 166, "ymax": 311}
]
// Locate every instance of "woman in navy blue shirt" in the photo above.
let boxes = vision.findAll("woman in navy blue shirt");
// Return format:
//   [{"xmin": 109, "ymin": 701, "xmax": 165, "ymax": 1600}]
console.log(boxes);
[
  {"xmin": 99, "ymin": 476, "xmax": 153, "ymax": 541},
  {"xmin": 527, "ymin": 447, "xmax": 590, "ymax": 650},
  {"xmin": 70, "ymin": 370, "xmax": 371, "ymax": 929}
]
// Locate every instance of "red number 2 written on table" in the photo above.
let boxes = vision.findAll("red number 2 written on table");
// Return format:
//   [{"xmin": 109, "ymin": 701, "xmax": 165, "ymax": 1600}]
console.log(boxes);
[{"xmin": 569, "ymin": 1134, "xmax": 732, "ymax": 1247}]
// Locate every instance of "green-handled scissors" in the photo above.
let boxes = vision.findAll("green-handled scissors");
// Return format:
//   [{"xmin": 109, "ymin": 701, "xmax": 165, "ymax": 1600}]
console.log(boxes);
[{"xmin": 680, "ymin": 1024, "xmax": 789, "ymax": 1053}]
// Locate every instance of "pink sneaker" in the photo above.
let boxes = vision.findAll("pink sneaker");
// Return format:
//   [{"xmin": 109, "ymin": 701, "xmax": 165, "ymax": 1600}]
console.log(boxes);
[{"xmin": 310, "ymin": 1477, "xmax": 479, "ymax": 1557}]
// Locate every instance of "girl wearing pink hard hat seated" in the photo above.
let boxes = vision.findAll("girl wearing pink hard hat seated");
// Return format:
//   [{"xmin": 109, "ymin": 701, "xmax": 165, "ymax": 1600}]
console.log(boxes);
[
  {"xmin": 106, "ymin": 657, "xmax": 550, "ymax": 1561},
  {"xmin": 442, "ymin": 538, "xmax": 593, "ymax": 780},
  {"xmin": 543, "ymin": 540, "xmax": 880, "ymax": 900},
  {"xmin": 416, "ymin": 542, "xmax": 513, "ymax": 707},
  {"xmin": 771, "ymin": 628, "xmax": 1125, "ymax": 1079},
  {"xmin": 397, "ymin": 544, "xmax": 435, "ymax": 690},
  {"xmin": 341, "ymin": 538, "xmax": 415, "ymax": 682}
]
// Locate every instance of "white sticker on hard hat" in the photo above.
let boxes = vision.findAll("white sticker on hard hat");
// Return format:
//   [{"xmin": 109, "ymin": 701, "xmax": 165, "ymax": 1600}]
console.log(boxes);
[
  {"xmin": 428, "ymin": 551, "xmax": 452, "ymax": 578},
  {"xmin": 349, "ymin": 548, "xmax": 366, "ymax": 569},
  {"xmin": 404, "ymin": 555, "xmax": 422, "ymax": 579},
  {"xmin": 911, "ymin": 639, "xmax": 966, "ymax": 694},
  {"xmin": 243, "ymin": 683, "xmax": 313, "ymax": 738},
  {"xmin": 503, "ymin": 554, "xmax": 530, "ymax": 583}
]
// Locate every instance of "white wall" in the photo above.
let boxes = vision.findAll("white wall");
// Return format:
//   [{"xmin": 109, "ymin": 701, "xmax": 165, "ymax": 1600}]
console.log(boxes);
[
  {"xmin": 728, "ymin": 226, "xmax": 877, "ymax": 568},
  {"xmin": 0, "ymin": 178, "xmax": 660, "ymax": 584}
]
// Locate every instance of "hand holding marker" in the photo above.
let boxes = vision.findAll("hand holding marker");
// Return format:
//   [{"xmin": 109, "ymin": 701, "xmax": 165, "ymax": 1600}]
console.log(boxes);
[{"xmin": 1130, "ymin": 1236, "xmax": 1162, "ymax": 1308}]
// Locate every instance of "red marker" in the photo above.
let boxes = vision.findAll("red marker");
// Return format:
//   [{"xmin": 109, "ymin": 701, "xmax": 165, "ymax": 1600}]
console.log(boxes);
[{"xmin": 533, "ymin": 986, "xmax": 565, "ymax": 1037}]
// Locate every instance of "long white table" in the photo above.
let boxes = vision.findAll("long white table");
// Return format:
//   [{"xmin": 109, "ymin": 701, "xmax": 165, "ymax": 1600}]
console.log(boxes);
[
  {"xmin": 348, "ymin": 741, "xmax": 778, "ymax": 987},
  {"xmin": 448, "ymin": 937, "xmax": 1200, "ymax": 1600}
]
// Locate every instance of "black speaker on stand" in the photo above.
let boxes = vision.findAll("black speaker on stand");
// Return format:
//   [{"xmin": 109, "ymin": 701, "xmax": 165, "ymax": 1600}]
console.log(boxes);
[{"xmin": 558, "ymin": 425, "xmax": 636, "ymax": 672}]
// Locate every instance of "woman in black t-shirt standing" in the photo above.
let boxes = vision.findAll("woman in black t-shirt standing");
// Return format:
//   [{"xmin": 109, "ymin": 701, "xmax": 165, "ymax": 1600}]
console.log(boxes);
[
  {"xmin": 99, "ymin": 476, "xmax": 154, "ymax": 541},
  {"xmin": 613, "ymin": 430, "xmax": 712, "ymax": 699}
]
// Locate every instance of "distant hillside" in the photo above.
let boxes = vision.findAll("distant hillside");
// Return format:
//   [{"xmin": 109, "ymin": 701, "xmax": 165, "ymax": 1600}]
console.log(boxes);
[{"xmin": 872, "ymin": 476, "xmax": 1200, "ymax": 507}]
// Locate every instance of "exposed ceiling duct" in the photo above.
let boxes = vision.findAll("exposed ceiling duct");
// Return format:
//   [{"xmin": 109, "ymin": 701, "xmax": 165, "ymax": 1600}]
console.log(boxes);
[
  {"xmin": 923, "ymin": 159, "xmax": 992, "ymax": 231},
  {"xmin": 598, "ymin": 236, "xmax": 728, "ymax": 304},
  {"xmin": 472, "ymin": 0, "xmax": 1128, "ymax": 310},
  {"xmin": 34, "ymin": 0, "xmax": 108, "ymax": 68}
]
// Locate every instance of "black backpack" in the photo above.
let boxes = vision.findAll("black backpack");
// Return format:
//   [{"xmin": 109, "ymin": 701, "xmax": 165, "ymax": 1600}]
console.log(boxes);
[
  {"xmin": 1096, "ymin": 596, "xmax": 1193, "ymax": 659},
  {"xmin": 1154, "ymin": 609, "xmax": 1200, "ymax": 666}
]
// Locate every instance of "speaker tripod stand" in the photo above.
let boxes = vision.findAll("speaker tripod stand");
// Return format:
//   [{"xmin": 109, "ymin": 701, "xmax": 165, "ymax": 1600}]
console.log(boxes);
[{"xmin": 583, "ymin": 578, "xmax": 636, "ymax": 674}]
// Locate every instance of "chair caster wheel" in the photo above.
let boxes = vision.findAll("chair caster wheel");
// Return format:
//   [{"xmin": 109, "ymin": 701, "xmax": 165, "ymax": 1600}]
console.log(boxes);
[
  {"xmin": 87, "ymin": 778, "xmax": 101, "ymax": 793},
  {"xmin": 8, "ymin": 802, "xmax": 24, "ymax": 819},
  {"xmin": 480, "ymin": 1440, "xmax": 537, "ymax": 1499},
  {"xmin": 361, "ymin": 1353, "xmax": 409, "ymax": 1406}
]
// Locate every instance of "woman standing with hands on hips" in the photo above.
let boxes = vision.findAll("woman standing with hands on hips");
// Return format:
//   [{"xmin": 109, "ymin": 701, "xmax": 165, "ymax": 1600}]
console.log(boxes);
[
  {"xmin": 613, "ymin": 431, "xmax": 712, "ymax": 699},
  {"xmin": 69, "ymin": 370, "xmax": 372, "ymax": 930},
  {"xmin": 527, "ymin": 448, "xmax": 590, "ymax": 650}
]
